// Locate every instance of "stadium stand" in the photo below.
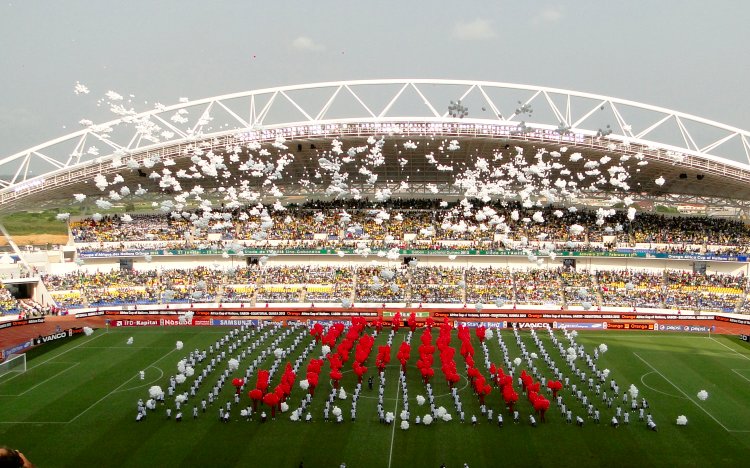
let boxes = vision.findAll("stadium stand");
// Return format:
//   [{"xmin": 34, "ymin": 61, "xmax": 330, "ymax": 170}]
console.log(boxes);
[
  {"xmin": 69, "ymin": 201, "xmax": 750, "ymax": 256},
  {"xmin": 40, "ymin": 264, "xmax": 746, "ymax": 312}
]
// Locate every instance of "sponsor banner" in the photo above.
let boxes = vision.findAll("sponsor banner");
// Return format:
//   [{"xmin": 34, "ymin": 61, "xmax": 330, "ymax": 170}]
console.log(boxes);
[
  {"xmin": 79, "ymin": 250, "xmax": 149, "ymax": 258},
  {"xmin": 453, "ymin": 321, "xmax": 505, "ymax": 328},
  {"xmin": 1, "ymin": 317, "xmax": 45, "ymax": 329},
  {"xmin": 435, "ymin": 312, "xmax": 531, "ymax": 319},
  {"xmin": 107, "ymin": 310, "xmax": 169, "ymax": 316},
  {"xmin": 714, "ymin": 316, "xmax": 750, "ymax": 326},
  {"xmin": 507, "ymin": 322, "xmax": 554, "ymax": 329},
  {"xmin": 76, "ymin": 311, "xmax": 105, "ymax": 318},
  {"xmin": 33, "ymin": 327, "xmax": 83, "ymax": 345},
  {"xmin": 556, "ymin": 322, "xmax": 605, "ymax": 330},
  {"xmin": 195, "ymin": 310, "xmax": 380, "ymax": 318},
  {"xmin": 740, "ymin": 334, "xmax": 749, "ymax": 342},
  {"xmin": 211, "ymin": 319, "xmax": 259, "ymax": 327},
  {"xmin": 617, "ymin": 314, "xmax": 712, "ymax": 321},
  {"xmin": 112, "ymin": 319, "xmax": 160, "ymax": 327},
  {"xmin": 1, "ymin": 340, "xmax": 33, "ymax": 360},
  {"xmin": 387, "ymin": 320, "xmax": 428, "ymax": 329},
  {"xmin": 85, "ymin": 309, "xmax": 716, "ymax": 322},
  {"xmin": 308, "ymin": 320, "xmax": 349, "ymax": 326},
  {"xmin": 78, "ymin": 246, "xmax": 749, "ymax": 262},
  {"xmin": 658, "ymin": 324, "xmax": 715, "ymax": 333},
  {"xmin": 100, "ymin": 310, "xmax": 377, "ymax": 318},
  {"xmin": 605, "ymin": 322, "xmax": 655, "ymax": 331},
  {"xmin": 309, "ymin": 320, "xmax": 334, "ymax": 326},
  {"xmin": 104, "ymin": 311, "xmax": 379, "ymax": 323},
  {"xmin": 382, "ymin": 311, "xmax": 430, "ymax": 318},
  {"xmin": 433, "ymin": 311, "xmax": 714, "ymax": 320},
  {"xmin": 159, "ymin": 318, "xmax": 197, "ymax": 327}
]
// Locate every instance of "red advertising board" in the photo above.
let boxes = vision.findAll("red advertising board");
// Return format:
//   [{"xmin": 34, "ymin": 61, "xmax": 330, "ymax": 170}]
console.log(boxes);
[
  {"xmin": 605, "ymin": 322, "xmax": 655, "ymax": 330},
  {"xmin": 111, "ymin": 319, "xmax": 160, "ymax": 327}
]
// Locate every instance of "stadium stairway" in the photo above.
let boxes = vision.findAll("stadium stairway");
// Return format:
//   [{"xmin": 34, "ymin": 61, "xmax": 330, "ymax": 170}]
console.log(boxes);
[
  {"xmin": 0, "ymin": 223, "xmax": 33, "ymax": 275},
  {"xmin": 592, "ymin": 273, "xmax": 605, "ymax": 307}
]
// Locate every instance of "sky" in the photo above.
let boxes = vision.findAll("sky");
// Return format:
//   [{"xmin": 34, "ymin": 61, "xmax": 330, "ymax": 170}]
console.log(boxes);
[{"xmin": 0, "ymin": 0, "xmax": 748, "ymax": 158}]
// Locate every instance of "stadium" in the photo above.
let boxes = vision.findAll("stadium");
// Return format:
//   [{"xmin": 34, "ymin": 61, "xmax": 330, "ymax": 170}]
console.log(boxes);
[{"xmin": 1, "ymin": 79, "xmax": 750, "ymax": 467}]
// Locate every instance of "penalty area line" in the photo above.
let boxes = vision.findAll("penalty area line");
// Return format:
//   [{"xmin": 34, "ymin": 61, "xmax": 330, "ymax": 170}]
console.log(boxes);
[
  {"xmin": 638, "ymin": 371, "xmax": 684, "ymax": 399},
  {"xmin": 633, "ymin": 352, "xmax": 731, "ymax": 432},
  {"xmin": 0, "ymin": 333, "xmax": 105, "ymax": 386},
  {"xmin": 16, "ymin": 362, "xmax": 81, "ymax": 397},
  {"xmin": 112, "ymin": 366, "xmax": 165, "ymax": 394}
]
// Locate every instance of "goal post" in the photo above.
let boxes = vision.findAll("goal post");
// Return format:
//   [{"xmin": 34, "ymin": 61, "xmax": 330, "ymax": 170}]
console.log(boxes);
[{"xmin": 0, "ymin": 353, "xmax": 27, "ymax": 379}]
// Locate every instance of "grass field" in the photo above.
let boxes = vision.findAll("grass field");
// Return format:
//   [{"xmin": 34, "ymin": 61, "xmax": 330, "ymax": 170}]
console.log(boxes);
[{"xmin": 1, "ymin": 325, "xmax": 749, "ymax": 468}]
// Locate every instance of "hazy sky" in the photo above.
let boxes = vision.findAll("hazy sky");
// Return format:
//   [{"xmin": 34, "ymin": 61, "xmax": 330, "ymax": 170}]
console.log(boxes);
[{"xmin": 1, "ymin": 0, "xmax": 748, "ymax": 157}]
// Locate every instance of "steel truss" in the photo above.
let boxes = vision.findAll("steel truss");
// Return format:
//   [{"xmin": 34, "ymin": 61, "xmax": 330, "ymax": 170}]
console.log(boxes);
[{"xmin": 2, "ymin": 79, "xmax": 750, "ymax": 209}]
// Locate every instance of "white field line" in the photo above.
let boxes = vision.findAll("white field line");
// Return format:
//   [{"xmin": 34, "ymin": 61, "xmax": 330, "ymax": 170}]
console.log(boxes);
[
  {"xmin": 112, "ymin": 366, "xmax": 164, "ymax": 394},
  {"xmin": 106, "ymin": 330, "xmax": 228, "ymax": 335},
  {"xmin": 0, "ymin": 421, "xmax": 67, "ymax": 424},
  {"xmin": 708, "ymin": 337, "xmax": 750, "ymax": 362},
  {"xmin": 347, "ymin": 364, "xmax": 468, "ymax": 401},
  {"xmin": 387, "ymin": 373, "xmax": 401, "ymax": 468},
  {"xmin": 632, "ymin": 352, "xmax": 748, "ymax": 432},
  {"xmin": 18, "ymin": 362, "xmax": 81, "ymax": 397},
  {"xmin": 0, "ymin": 333, "xmax": 105, "ymax": 385},
  {"xmin": 81, "ymin": 346, "xmax": 173, "ymax": 349},
  {"xmin": 731, "ymin": 369, "xmax": 750, "ymax": 383},
  {"xmin": 638, "ymin": 371, "xmax": 684, "ymax": 399},
  {"xmin": 68, "ymin": 347, "xmax": 179, "ymax": 423}
]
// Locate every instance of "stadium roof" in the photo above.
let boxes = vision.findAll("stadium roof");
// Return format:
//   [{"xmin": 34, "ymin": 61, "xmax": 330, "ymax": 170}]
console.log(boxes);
[{"xmin": 1, "ymin": 79, "xmax": 750, "ymax": 213}]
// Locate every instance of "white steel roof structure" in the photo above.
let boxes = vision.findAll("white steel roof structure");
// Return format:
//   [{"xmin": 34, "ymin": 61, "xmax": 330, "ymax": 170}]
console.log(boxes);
[{"xmin": 1, "ymin": 79, "xmax": 750, "ymax": 212}]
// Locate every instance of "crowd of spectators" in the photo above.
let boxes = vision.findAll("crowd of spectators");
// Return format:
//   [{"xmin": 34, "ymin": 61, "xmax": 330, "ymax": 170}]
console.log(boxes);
[
  {"xmin": 71, "ymin": 214, "xmax": 187, "ymax": 243},
  {"xmin": 354, "ymin": 266, "xmax": 408, "ymax": 303},
  {"xmin": 596, "ymin": 270, "xmax": 666, "ymax": 308},
  {"xmin": 0, "ymin": 287, "xmax": 19, "ymax": 315},
  {"xmin": 595, "ymin": 269, "xmax": 745, "ymax": 310},
  {"xmin": 257, "ymin": 285, "xmax": 301, "ymax": 303},
  {"xmin": 223, "ymin": 285, "xmax": 255, "ymax": 303},
  {"xmin": 629, "ymin": 215, "xmax": 750, "ymax": 245},
  {"xmin": 559, "ymin": 270, "xmax": 597, "ymax": 306},
  {"xmin": 513, "ymin": 269, "xmax": 563, "ymax": 305},
  {"xmin": 38, "ymin": 263, "xmax": 749, "ymax": 312},
  {"xmin": 49, "ymin": 290, "xmax": 84, "ymax": 309},
  {"xmin": 663, "ymin": 271, "xmax": 744, "ymax": 312},
  {"xmin": 411, "ymin": 266, "xmax": 464, "ymax": 303},
  {"xmin": 464, "ymin": 267, "xmax": 514, "ymax": 304},
  {"xmin": 67, "ymin": 200, "xmax": 750, "ymax": 254}
]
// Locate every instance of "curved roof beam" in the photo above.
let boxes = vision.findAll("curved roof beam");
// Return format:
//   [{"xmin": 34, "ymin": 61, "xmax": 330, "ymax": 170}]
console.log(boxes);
[{"xmin": 1, "ymin": 79, "xmax": 749, "ymax": 193}]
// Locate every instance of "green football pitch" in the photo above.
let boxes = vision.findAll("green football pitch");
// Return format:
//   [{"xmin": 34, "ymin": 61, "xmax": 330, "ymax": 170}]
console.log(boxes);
[{"xmin": 1, "ymin": 325, "xmax": 749, "ymax": 468}]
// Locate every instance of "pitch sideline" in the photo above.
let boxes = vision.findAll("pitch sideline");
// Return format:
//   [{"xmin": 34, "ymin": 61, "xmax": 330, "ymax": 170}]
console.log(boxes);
[{"xmin": 708, "ymin": 337, "xmax": 750, "ymax": 362}]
